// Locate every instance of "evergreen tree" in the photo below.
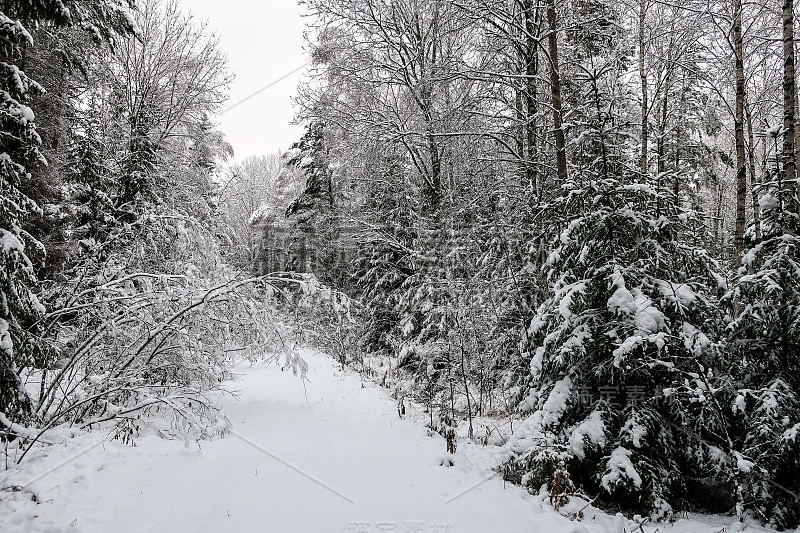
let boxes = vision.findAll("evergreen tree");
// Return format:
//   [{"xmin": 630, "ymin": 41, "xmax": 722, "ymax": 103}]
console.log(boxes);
[
  {"xmin": 509, "ymin": 176, "xmax": 726, "ymax": 514},
  {"xmin": 120, "ymin": 124, "xmax": 159, "ymax": 209},
  {"xmin": 285, "ymin": 121, "xmax": 333, "ymax": 216},
  {"xmin": 726, "ymin": 131, "xmax": 800, "ymax": 529},
  {"xmin": 187, "ymin": 114, "xmax": 233, "ymax": 185},
  {"xmin": 0, "ymin": 8, "xmax": 51, "ymax": 425},
  {"xmin": 352, "ymin": 159, "xmax": 419, "ymax": 356},
  {"xmin": 66, "ymin": 113, "xmax": 117, "ymax": 243},
  {"xmin": 284, "ymin": 122, "xmax": 342, "ymax": 284},
  {"xmin": 0, "ymin": 0, "xmax": 133, "ymax": 427}
]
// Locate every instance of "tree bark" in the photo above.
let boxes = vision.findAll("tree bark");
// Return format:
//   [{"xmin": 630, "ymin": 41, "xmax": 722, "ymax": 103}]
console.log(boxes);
[
  {"xmin": 515, "ymin": 81, "xmax": 527, "ymax": 184},
  {"xmin": 733, "ymin": 0, "xmax": 747, "ymax": 260},
  {"xmin": 545, "ymin": 0, "xmax": 567, "ymax": 182},
  {"xmin": 783, "ymin": 0, "xmax": 797, "ymax": 199},
  {"xmin": 523, "ymin": 0, "xmax": 539, "ymax": 194},
  {"xmin": 745, "ymin": 95, "xmax": 761, "ymax": 240},
  {"xmin": 795, "ymin": 94, "xmax": 800, "ymax": 199},
  {"xmin": 639, "ymin": 0, "xmax": 648, "ymax": 178},
  {"xmin": 657, "ymin": 30, "xmax": 673, "ymax": 179}
]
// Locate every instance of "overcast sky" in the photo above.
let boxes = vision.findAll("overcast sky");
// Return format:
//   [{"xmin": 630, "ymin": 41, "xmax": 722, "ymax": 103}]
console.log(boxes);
[{"xmin": 178, "ymin": 0, "xmax": 309, "ymax": 161}]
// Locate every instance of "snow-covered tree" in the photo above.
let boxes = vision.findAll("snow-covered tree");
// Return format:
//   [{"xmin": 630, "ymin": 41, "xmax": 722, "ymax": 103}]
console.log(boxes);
[
  {"xmin": 0, "ymin": 0, "xmax": 134, "ymax": 430},
  {"xmin": 350, "ymin": 158, "xmax": 419, "ymax": 356},
  {"xmin": 284, "ymin": 122, "xmax": 347, "ymax": 285},
  {"xmin": 725, "ymin": 131, "xmax": 800, "ymax": 529},
  {"xmin": 111, "ymin": 0, "xmax": 230, "ymax": 212},
  {"xmin": 509, "ymin": 176, "xmax": 727, "ymax": 513},
  {"xmin": 0, "ymin": 8, "xmax": 54, "ymax": 425},
  {"xmin": 217, "ymin": 153, "xmax": 303, "ymax": 272},
  {"xmin": 285, "ymin": 121, "xmax": 333, "ymax": 216},
  {"xmin": 66, "ymin": 113, "xmax": 117, "ymax": 242}
]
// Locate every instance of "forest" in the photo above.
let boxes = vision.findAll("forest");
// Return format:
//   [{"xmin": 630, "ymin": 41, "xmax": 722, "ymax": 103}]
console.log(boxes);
[{"xmin": 1, "ymin": 0, "xmax": 799, "ymax": 530}]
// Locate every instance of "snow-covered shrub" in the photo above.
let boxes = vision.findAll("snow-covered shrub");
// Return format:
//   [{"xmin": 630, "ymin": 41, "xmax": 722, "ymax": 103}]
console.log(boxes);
[
  {"xmin": 282, "ymin": 271, "xmax": 363, "ymax": 372},
  {"xmin": 508, "ymin": 177, "xmax": 727, "ymax": 513},
  {"xmin": 19, "ymin": 211, "xmax": 302, "ymax": 447},
  {"xmin": 382, "ymin": 205, "xmax": 525, "ymax": 428}
]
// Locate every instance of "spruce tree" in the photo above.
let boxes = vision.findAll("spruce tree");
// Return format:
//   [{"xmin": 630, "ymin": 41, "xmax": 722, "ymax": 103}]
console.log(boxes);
[
  {"xmin": 284, "ymin": 122, "xmax": 341, "ymax": 283},
  {"xmin": 67, "ymin": 114, "xmax": 117, "ymax": 243},
  {"xmin": 285, "ymin": 121, "xmax": 334, "ymax": 216},
  {"xmin": 510, "ymin": 176, "xmax": 726, "ymax": 514},
  {"xmin": 120, "ymin": 124, "xmax": 159, "ymax": 209},
  {"xmin": 726, "ymin": 131, "xmax": 800, "ymax": 529},
  {"xmin": 0, "ymin": 1, "xmax": 133, "ymax": 427},
  {"xmin": 0, "ymin": 8, "xmax": 50, "ymax": 425},
  {"xmin": 352, "ymin": 158, "xmax": 419, "ymax": 355}
]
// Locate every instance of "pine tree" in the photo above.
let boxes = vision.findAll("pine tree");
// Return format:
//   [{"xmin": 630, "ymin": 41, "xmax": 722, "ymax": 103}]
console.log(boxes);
[
  {"xmin": 726, "ymin": 130, "xmax": 800, "ymax": 529},
  {"xmin": 352, "ymin": 159, "xmax": 419, "ymax": 355},
  {"xmin": 187, "ymin": 114, "xmax": 233, "ymax": 185},
  {"xmin": 285, "ymin": 121, "xmax": 333, "ymax": 216},
  {"xmin": 0, "ymin": 9, "xmax": 51, "ymax": 426},
  {"xmin": 284, "ymin": 122, "xmax": 341, "ymax": 283},
  {"xmin": 0, "ymin": 1, "xmax": 133, "ymax": 428},
  {"xmin": 509, "ymin": 176, "xmax": 726, "ymax": 514},
  {"xmin": 66, "ymin": 114, "xmax": 117, "ymax": 243},
  {"xmin": 120, "ymin": 124, "xmax": 159, "ymax": 209}
]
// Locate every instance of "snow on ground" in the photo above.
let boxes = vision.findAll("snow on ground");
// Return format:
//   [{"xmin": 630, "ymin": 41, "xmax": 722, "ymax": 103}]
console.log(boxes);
[{"xmin": 1, "ymin": 349, "xmax": 775, "ymax": 533}]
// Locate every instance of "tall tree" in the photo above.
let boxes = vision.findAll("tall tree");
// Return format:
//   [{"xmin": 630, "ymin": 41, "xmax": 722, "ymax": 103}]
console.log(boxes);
[
  {"xmin": 727, "ymin": 124, "xmax": 800, "ymax": 529},
  {"xmin": 782, "ymin": 0, "xmax": 796, "ymax": 198},
  {"xmin": 0, "ymin": 12, "xmax": 46, "ymax": 424},
  {"xmin": 732, "ymin": 0, "xmax": 747, "ymax": 260},
  {"xmin": 521, "ymin": 0, "xmax": 541, "ymax": 194},
  {"xmin": 745, "ymin": 94, "xmax": 761, "ymax": 240},
  {"xmin": 0, "ymin": 0, "xmax": 133, "ymax": 426},
  {"xmin": 545, "ymin": 0, "xmax": 567, "ymax": 181},
  {"xmin": 638, "ymin": 0, "xmax": 649, "ymax": 177},
  {"xmin": 112, "ymin": 0, "xmax": 230, "ymax": 210}
]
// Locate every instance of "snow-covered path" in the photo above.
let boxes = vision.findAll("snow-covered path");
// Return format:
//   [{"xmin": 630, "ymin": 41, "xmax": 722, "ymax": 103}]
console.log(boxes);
[
  {"xmin": 3, "ymin": 350, "xmax": 574, "ymax": 533},
  {"xmin": 2, "ymin": 349, "xmax": 767, "ymax": 533}
]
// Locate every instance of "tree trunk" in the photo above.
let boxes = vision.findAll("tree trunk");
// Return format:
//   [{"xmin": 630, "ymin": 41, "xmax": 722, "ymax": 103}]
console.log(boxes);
[
  {"xmin": 515, "ymin": 82, "xmax": 527, "ymax": 184},
  {"xmin": 795, "ymin": 94, "xmax": 800, "ymax": 198},
  {"xmin": 673, "ymin": 73, "xmax": 689, "ymax": 206},
  {"xmin": 427, "ymin": 131, "xmax": 442, "ymax": 205},
  {"xmin": 524, "ymin": 0, "xmax": 539, "ymax": 195},
  {"xmin": 733, "ymin": 0, "xmax": 747, "ymax": 260},
  {"xmin": 460, "ymin": 344, "xmax": 473, "ymax": 440},
  {"xmin": 545, "ymin": 0, "xmax": 567, "ymax": 182},
  {"xmin": 657, "ymin": 30, "xmax": 673, "ymax": 179},
  {"xmin": 714, "ymin": 185, "xmax": 724, "ymax": 255},
  {"xmin": 783, "ymin": 0, "xmax": 797, "ymax": 198},
  {"xmin": 639, "ymin": 0, "xmax": 648, "ymax": 178},
  {"xmin": 674, "ymin": 123, "xmax": 681, "ymax": 205},
  {"xmin": 655, "ymin": 34, "xmax": 673, "ymax": 218},
  {"xmin": 745, "ymin": 95, "xmax": 761, "ymax": 240}
]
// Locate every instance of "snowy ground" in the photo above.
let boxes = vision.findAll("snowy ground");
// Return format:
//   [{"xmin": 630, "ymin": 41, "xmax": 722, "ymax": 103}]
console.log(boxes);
[{"xmin": 1, "ymin": 349, "xmax": 774, "ymax": 533}]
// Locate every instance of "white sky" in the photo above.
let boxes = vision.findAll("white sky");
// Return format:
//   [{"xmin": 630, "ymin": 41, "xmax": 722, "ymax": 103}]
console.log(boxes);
[{"xmin": 178, "ymin": 0, "xmax": 309, "ymax": 161}]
